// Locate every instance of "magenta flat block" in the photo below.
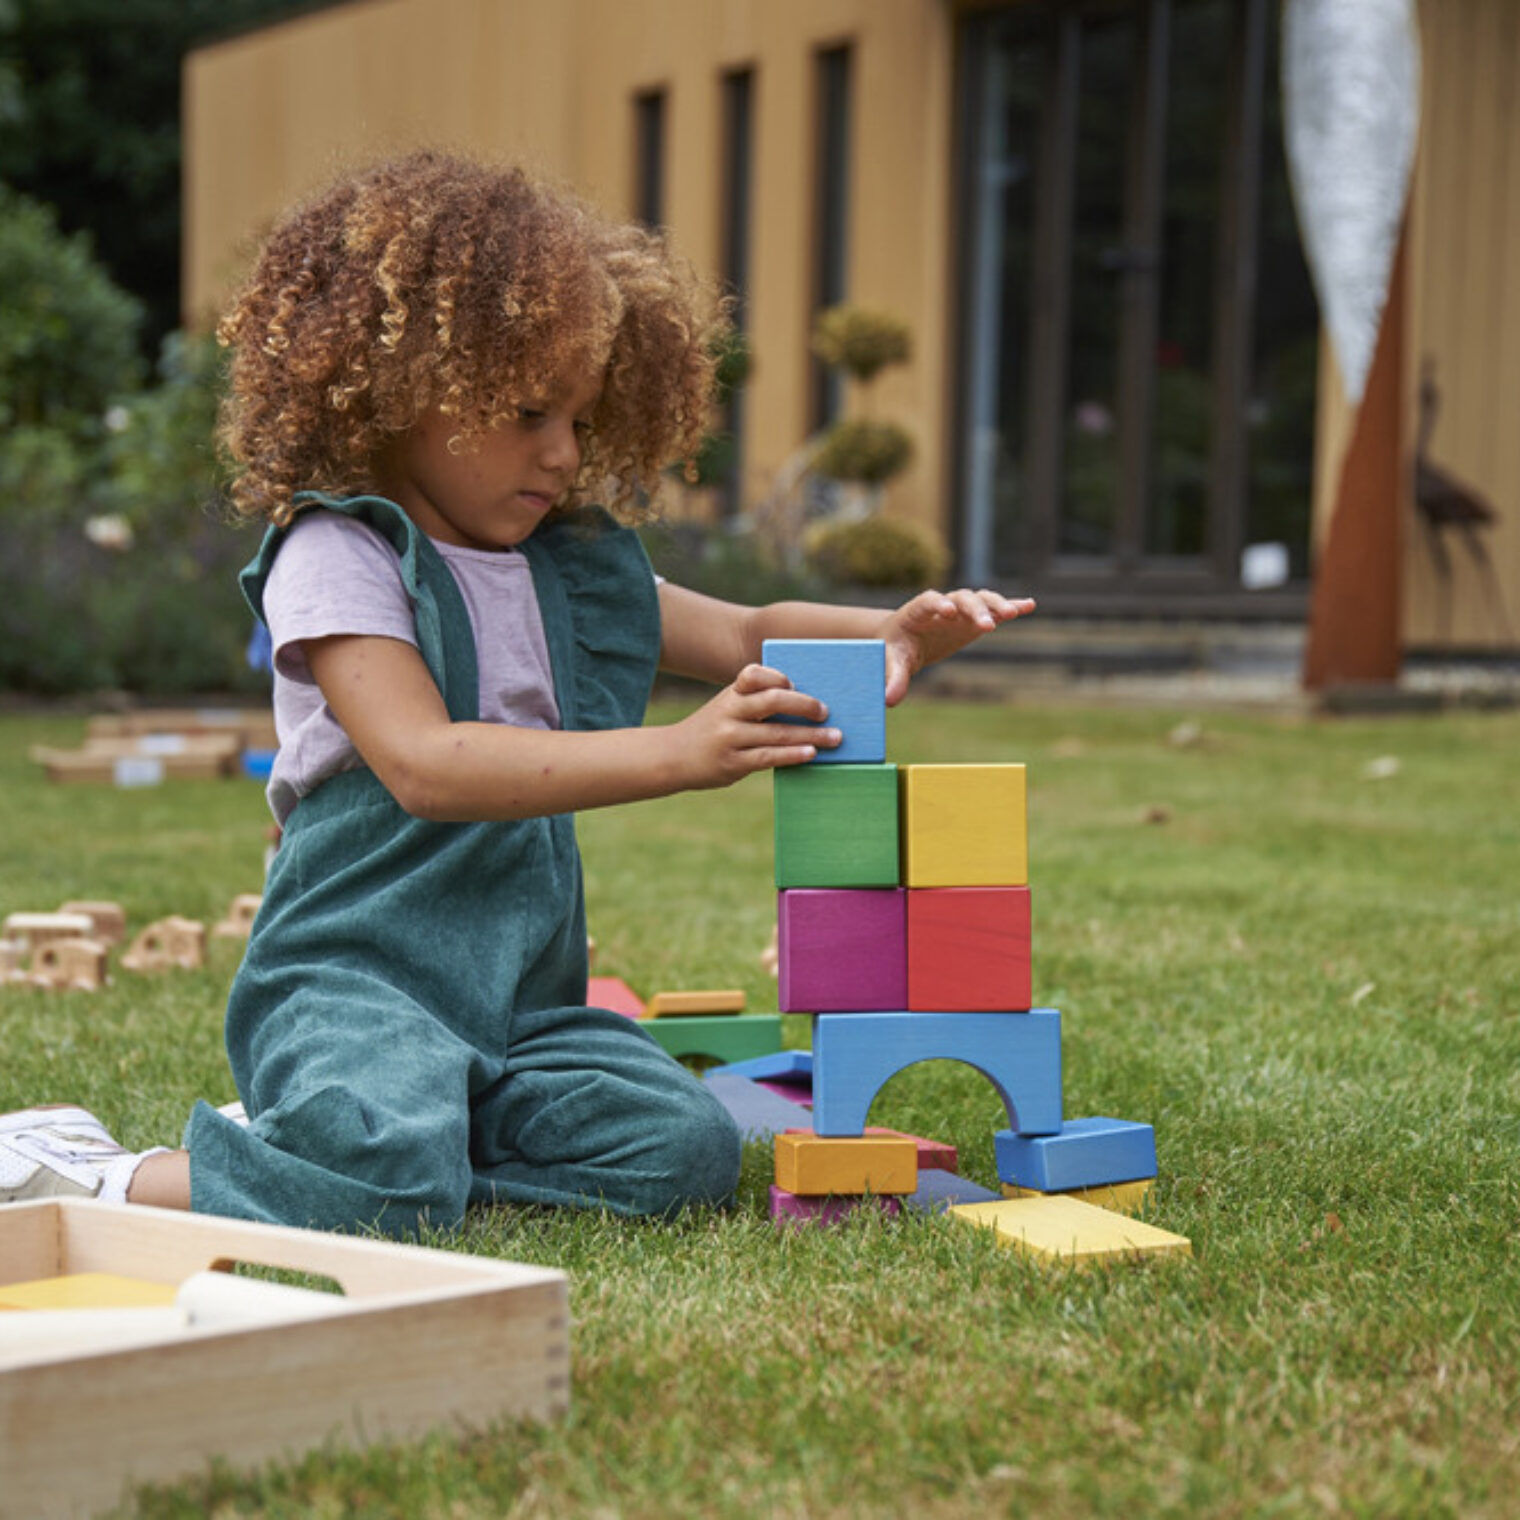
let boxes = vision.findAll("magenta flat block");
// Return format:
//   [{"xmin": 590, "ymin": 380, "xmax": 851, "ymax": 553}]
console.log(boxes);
[
  {"xmin": 769, "ymin": 1185, "xmax": 903, "ymax": 1227},
  {"xmin": 777, "ymin": 888, "xmax": 906, "ymax": 1012}
]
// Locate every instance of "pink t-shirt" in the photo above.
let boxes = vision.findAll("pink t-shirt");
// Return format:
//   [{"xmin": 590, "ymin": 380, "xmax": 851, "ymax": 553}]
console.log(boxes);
[{"xmin": 261, "ymin": 511, "xmax": 560, "ymax": 824}]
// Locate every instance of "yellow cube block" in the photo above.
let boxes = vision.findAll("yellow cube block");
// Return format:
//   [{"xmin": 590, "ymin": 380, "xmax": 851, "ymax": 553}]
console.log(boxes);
[
  {"xmin": 900, "ymin": 764, "xmax": 1027, "ymax": 887},
  {"xmin": 774, "ymin": 1133, "xmax": 918, "ymax": 1196}
]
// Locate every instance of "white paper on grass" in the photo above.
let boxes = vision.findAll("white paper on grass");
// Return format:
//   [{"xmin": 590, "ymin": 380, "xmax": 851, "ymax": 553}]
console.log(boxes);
[{"xmin": 1281, "ymin": 0, "xmax": 1421, "ymax": 409}]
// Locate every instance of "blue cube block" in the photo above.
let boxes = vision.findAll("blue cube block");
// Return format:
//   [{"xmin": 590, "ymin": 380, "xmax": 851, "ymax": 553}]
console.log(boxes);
[
  {"xmin": 761, "ymin": 638, "xmax": 886, "ymax": 764},
  {"xmin": 993, "ymin": 1116, "xmax": 1158, "ymax": 1192}
]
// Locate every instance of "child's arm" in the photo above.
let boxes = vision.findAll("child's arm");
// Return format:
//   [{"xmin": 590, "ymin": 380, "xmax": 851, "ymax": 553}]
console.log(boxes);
[
  {"xmin": 658, "ymin": 582, "xmax": 1036, "ymax": 705},
  {"xmin": 303, "ymin": 633, "xmax": 838, "ymax": 822}
]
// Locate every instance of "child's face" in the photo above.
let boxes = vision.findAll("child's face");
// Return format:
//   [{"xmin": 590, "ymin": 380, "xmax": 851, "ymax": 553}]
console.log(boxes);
[{"xmin": 375, "ymin": 370, "xmax": 601, "ymax": 550}]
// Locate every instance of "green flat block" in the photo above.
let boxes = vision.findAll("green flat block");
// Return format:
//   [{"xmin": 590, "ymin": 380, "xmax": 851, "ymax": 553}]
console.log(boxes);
[
  {"xmin": 774, "ymin": 763, "xmax": 899, "ymax": 888},
  {"xmin": 642, "ymin": 1014, "xmax": 784, "ymax": 1065}
]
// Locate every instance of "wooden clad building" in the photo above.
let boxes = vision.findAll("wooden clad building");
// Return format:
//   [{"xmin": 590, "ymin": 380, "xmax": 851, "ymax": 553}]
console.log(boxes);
[{"xmin": 184, "ymin": 0, "xmax": 1519, "ymax": 659}]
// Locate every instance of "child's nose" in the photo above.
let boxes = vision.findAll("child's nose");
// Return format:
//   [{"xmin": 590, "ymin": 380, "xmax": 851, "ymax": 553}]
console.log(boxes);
[{"xmin": 542, "ymin": 418, "xmax": 581, "ymax": 474}]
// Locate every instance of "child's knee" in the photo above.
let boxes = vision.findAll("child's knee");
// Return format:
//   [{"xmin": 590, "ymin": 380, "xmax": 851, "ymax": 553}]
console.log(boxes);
[{"xmin": 633, "ymin": 1087, "xmax": 742, "ymax": 1215}]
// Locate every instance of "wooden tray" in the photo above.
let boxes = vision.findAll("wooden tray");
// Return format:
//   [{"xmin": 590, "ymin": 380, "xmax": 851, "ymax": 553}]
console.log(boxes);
[{"xmin": 0, "ymin": 1201, "xmax": 569, "ymax": 1519}]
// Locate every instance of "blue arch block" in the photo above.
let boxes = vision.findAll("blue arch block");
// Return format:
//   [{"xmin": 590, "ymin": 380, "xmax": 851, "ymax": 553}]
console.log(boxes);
[{"xmin": 811, "ymin": 1010, "xmax": 1063, "ymax": 1138}]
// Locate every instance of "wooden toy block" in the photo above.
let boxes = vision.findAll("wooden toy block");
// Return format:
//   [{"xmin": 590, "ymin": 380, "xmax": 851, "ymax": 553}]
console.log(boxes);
[
  {"xmin": 760, "ymin": 638, "xmax": 886, "ymax": 764},
  {"xmin": 774, "ymin": 1132, "xmax": 918, "ymax": 1196},
  {"xmin": 2, "ymin": 912, "xmax": 96, "ymax": 952},
  {"xmin": 905, "ymin": 1170, "xmax": 1001, "ymax": 1213},
  {"xmin": 0, "ymin": 1272, "xmax": 179, "ymax": 1311},
  {"xmin": 57, "ymin": 900, "xmax": 126, "ymax": 946},
  {"xmin": 774, "ymin": 764, "xmax": 900, "ymax": 888},
  {"xmin": 587, "ymin": 975, "xmax": 645, "ymax": 1018},
  {"xmin": 1002, "ymin": 1178, "xmax": 1156, "ymax": 1217},
  {"xmin": 120, "ymin": 916, "xmax": 206, "ymax": 972},
  {"xmin": 704, "ymin": 1074, "xmax": 815, "ymax": 1140},
  {"xmin": 87, "ymin": 708, "xmax": 278, "ymax": 750},
  {"xmin": 994, "ymin": 1117, "xmax": 1157, "ymax": 1192},
  {"xmin": 31, "ymin": 734, "xmax": 242, "ymax": 784},
  {"xmin": 643, "ymin": 988, "xmax": 746, "ymax": 1017},
  {"xmin": 947, "ymin": 1194, "xmax": 1192, "ymax": 1266},
  {"xmin": 709, "ymin": 1050, "xmax": 813, "ymax": 1083},
  {"xmin": 786, "ymin": 1126, "xmax": 958, "ymax": 1173},
  {"xmin": 212, "ymin": 893, "xmax": 262, "ymax": 939},
  {"xmin": 900, "ymin": 763, "xmax": 1028, "ymax": 887},
  {"xmin": 810, "ymin": 1009, "xmax": 1063, "ymax": 1138},
  {"xmin": 0, "ymin": 1199, "xmax": 567, "ymax": 1520},
  {"xmin": 778, "ymin": 888, "xmax": 906, "ymax": 1011},
  {"xmin": 640, "ymin": 1013, "xmax": 783, "ymax": 1066},
  {"xmin": 0, "ymin": 939, "xmax": 25, "ymax": 978},
  {"xmin": 28, "ymin": 937, "xmax": 109, "ymax": 991},
  {"xmin": 907, "ymin": 886, "xmax": 1031, "ymax": 1011},
  {"xmin": 769, "ymin": 1185, "xmax": 902, "ymax": 1227}
]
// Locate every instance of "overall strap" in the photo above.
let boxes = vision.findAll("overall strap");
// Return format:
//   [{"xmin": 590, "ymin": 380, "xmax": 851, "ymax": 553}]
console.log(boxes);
[{"xmin": 239, "ymin": 493, "xmax": 481, "ymax": 722}]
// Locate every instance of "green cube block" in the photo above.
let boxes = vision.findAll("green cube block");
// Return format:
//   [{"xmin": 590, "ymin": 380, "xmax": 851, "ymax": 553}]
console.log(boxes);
[
  {"xmin": 774, "ymin": 763, "xmax": 900, "ymax": 888},
  {"xmin": 642, "ymin": 1014, "xmax": 784, "ymax": 1065}
]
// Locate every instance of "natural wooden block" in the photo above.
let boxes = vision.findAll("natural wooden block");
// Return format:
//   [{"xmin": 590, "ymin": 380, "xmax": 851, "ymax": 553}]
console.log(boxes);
[
  {"xmin": 57, "ymin": 901, "xmax": 126, "ymax": 947},
  {"xmin": 643, "ymin": 989, "xmax": 746, "ymax": 1017},
  {"xmin": 900, "ymin": 763, "xmax": 1028, "ymax": 887},
  {"xmin": 212, "ymin": 893, "xmax": 262, "ymax": 939},
  {"xmin": 31, "ymin": 734, "xmax": 242, "ymax": 785},
  {"xmin": 777, "ymin": 888, "xmax": 905, "ymax": 1011},
  {"xmin": 86, "ymin": 708, "xmax": 278, "ymax": 750},
  {"xmin": 120, "ymin": 916, "xmax": 206, "ymax": 972},
  {"xmin": 774, "ymin": 764, "xmax": 900, "ymax": 888},
  {"xmin": 994, "ymin": 1116, "xmax": 1157, "ymax": 1192},
  {"xmin": 1, "ymin": 913, "xmax": 96, "ymax": 952},
  {"xmin": 947, "ymin": 1195, "xmax": 1191, "ymax": 1266},
  {"xmin": 0, "ymin": 1200, "xmax": 568, "ymax": 1520},
  {"xmin": 760, "ymin": 638, "xmax": 886, "ymax": 764},
  {"xmin": 28, "ymin": 937, "xmax": 109, "ymax": 991},
  {"xmin": 907, "ymin": 886, "xmax": 1031, "ymax": 1011},
  {"xmin": 769, "ymin": 1185, "xmax": 902, "ymax": 1227},
  {"xmin": 640, "ymin": 1013, "xmax": 783, "ymax": 1066},
  {"xmin": 774, "ymin": 1132, "xmax": 918, "ymax": 1196},
  {"xmin": 1001, "ymin": 1179, "xmax": 1156, "ymax": 1217},
  {"xmin": 810, "ymin": 1009, "xmax": 1063, "ymax": 1139}
]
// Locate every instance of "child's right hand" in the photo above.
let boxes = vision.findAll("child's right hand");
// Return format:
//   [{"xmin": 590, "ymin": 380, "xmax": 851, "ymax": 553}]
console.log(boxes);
[{"xmin": 673, "ymin": 663, "xmax": 840, "ymax": 789}]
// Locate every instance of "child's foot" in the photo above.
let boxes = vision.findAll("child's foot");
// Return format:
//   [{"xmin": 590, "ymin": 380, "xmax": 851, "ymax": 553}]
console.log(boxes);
[{"xmin": 0, "ymin": 1105, "xmax": 129, "ymax": 1202}]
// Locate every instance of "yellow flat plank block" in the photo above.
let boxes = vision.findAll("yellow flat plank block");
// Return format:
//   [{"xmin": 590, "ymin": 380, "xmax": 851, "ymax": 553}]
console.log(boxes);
[
  {"xmin": 0, "ymin": 1272, "xmax": 179, "ymax": 1311},
  {"xmin": 643, "ymin": 989, "xmax": 746, "ymax": 1017},
  {"xmin": 949, "ymin": 1195, "xmax": 1191, "ymax": 1265},
  {"xmin": 774, "ymin": 1133, "xmax": 918, "ymax": 1196},
  {"xmin": 900, "ymin": 764, "xmax": 1028, "ymax": 887},
  {"xmin": 1001, "ymin": 1178, "xmax": 1156, "ymax": 1217}
]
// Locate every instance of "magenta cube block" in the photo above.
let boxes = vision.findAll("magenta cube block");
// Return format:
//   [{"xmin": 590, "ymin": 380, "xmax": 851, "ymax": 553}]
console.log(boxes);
[{"xmin": 777, "ymin": 888, "xmax": 906, "ymax": 1012}]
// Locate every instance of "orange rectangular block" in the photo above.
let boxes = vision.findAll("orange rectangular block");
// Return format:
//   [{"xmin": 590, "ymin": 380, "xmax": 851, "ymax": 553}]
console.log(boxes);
[
  {"xmin": 907, "ymin": 886, "xmax": 1031, "ymax": 1011},
  {"xmin": 773, "ymin": 1133, "xmax": 918, "ymax": 1196},
  {"xmin": 643, "ymin": 989, "xmax": 745, "ymax": 1018},
  {"xmin": 900, "ymin": 764, "xmax": 1027, "ymax": 887}
]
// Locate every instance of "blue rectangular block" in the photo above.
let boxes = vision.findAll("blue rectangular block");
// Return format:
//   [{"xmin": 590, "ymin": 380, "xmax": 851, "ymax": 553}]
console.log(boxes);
[
  {"xmin": 708, "ymin": 1050, "xmax": 814, "ymax": 1083},
  {"xmin": 761, "ymin": 638, "xmax": 886, "ymax": 764},
  {"xmin": 993, "ymin": 1116, "xmax": 1158, "ymax": 1191},
  {"xmin": 810, "ymin": 1009, "xmax": 1063, "ymax": 1138}
]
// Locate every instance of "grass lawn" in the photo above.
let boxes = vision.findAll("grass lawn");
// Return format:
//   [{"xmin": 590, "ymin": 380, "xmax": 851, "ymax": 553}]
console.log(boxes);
[{"xmin": 2, "ymin": 696, "xmax": 1518, "ymax": 1518}]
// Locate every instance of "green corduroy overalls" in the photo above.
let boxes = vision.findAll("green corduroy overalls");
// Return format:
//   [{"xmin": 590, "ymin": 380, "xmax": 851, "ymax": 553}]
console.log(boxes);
[{"xmin": 181, "ymin": 494, "xmax": 742, "ymax": 1236}]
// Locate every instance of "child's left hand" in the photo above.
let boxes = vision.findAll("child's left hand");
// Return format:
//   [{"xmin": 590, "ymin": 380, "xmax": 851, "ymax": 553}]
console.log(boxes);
[{"xmin": 878, "ymin": 589, "xmax": 1036, "ymax": 706}]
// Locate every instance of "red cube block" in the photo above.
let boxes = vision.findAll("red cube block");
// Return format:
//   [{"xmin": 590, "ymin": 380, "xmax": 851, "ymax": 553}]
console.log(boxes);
[{"xmin": 906, "ymin": 886, "xmax": 1031, "ymax": 1012}]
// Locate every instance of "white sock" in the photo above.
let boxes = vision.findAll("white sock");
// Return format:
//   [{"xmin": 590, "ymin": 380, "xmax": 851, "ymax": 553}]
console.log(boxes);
[{"xmin": 98, "ymin": 1147, "xmax": 169, "ymax": 1205}]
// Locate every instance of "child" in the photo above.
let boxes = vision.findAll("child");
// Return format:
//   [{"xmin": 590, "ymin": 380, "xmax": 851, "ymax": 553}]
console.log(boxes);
[{"xmin": 0, "ymin": 151, "xmax": 1033, "ymax": 1236}]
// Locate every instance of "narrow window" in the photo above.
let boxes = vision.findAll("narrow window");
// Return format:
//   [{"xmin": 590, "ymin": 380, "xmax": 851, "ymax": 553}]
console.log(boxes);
[
  {"xmin": 634, "ymin": 88, "xmax": 667, "ymax": 231},
  {"xmin": 810, "ymin": 44, "xmax": 853, "ymax": 432},
  {"xmin": 718, "ymin": 67, "xmax": 755, "ymax": 517}
]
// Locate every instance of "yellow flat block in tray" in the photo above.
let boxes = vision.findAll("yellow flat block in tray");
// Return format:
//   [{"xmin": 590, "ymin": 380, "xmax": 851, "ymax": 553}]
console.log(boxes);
[
  {"xmin": 774, "ymin": 1132, "xmax": 918, "ymax": 1196},
  {"xmin": 0, "ymin": 1200, "xmax": 568, "ymax": 1520},
  {"xmin": 0, "ymin": 1272, "xmax": 178, "ymax": 1311},
  {"xmin": 949, "ymin": 1195, "xmax": 1191, "ymax": 1265},
  {"xmin": 644, "ymin": 988, "xmax": 746, "ymax": 1017},
  {"xmin": 1001, "ymin": 1178, "xmax": 1156, "ymax": 1217}
]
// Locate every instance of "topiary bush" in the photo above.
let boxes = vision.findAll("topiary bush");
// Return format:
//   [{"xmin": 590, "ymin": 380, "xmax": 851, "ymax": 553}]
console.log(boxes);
[
  {"xmin": 804, "ymin": 515, "xmax": 950, "ymax": 590},
  {"xmin": 811, "ymin": 306, "xmax": 912, "ymax": 384},
  {"xmin": 810, "ymin": 418, "xmax": 915, "ymax": 488}
]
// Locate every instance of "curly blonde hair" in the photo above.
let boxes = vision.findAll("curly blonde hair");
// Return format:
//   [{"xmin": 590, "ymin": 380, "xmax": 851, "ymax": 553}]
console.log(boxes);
[{"xmin": 216, "ymin": 150, "xmax": 724, "ymax": 526}]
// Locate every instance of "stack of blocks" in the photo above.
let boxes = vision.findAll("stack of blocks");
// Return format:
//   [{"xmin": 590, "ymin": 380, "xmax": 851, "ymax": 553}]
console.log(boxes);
[{"xmin": 763, "ymin": 639, "xmax": 1189, "ymax": 1263}]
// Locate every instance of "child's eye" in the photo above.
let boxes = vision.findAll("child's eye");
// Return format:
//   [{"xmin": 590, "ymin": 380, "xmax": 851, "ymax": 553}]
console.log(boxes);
[
  {"xmin": 573, "ymin": 419, "xmax": 594, "ymax": 439},
  {"xmin": 517, "ymin": 407, "xmax": 546, "ymax": 425}
]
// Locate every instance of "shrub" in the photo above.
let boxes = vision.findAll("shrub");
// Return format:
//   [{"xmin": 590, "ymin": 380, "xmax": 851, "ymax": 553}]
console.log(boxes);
[
  {"xmin": 810, "ymin": 418, "xmax": 915, "ymax": 486},
  {"xmin": 811, "ymin": 306, "xmax": 912, "ymax": 383},
  {"xmin": 805, "ymin": 515, "xmax": 949, "ymax": 590}
]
